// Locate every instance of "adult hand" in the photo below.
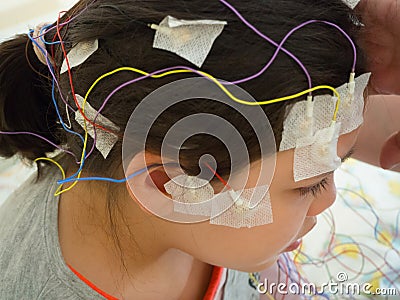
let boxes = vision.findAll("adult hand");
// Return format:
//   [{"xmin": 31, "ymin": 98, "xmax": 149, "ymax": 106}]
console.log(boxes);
[
  {"xmin": 357, "ymin": 0, "xmax": 400, "ymax": 95},
  {"xmin": 355, "ymin": 0, "xmax": 400, "ymax": 170}
]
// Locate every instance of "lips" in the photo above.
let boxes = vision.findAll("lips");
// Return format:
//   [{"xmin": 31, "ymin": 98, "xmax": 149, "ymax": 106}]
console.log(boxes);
[{"xmin": 283, "ymin": 239, "xmax": 302, "ymax": 252}]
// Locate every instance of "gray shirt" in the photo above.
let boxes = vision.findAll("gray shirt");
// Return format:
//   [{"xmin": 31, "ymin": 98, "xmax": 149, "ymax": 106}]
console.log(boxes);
[
  {"xmin": 0, "ymin": 165, "xmax": 277, "ymax": 300},
  {"xmin": 0, "ymin": 166, "xmax": 107, "ymax": 299}
]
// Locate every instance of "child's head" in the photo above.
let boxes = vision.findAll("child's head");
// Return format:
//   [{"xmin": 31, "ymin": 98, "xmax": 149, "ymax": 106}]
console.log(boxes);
[{"xmin": 0, "ymin": 0, "xmax": 368, "ymax": 272}]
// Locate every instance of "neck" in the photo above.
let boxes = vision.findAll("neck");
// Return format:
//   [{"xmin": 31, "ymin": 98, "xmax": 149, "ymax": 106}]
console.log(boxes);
[{"xmin": 58, "ymin": 169, "xmax": 212, "ymax": 299}]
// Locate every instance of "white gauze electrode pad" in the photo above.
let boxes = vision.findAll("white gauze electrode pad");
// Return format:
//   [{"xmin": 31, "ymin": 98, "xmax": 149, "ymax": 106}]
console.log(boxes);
[
  {"xmin": 164, "ymin": 174, "xmax": 273, "ymax": 228},
  {"xmin": 342, "ymin": 0, "xmax": 361, "ymax": 9},
  {"xmin": 152, "ymin": 16, "xmax": 227, "ymax": 68},
  {"xmin": 294, "ymin": 121, "xmax": 342, "ymax": 181},
  {"xmin": 164, "ymin": 175, "xmax": 214, "ymax": 216},
  {"xmin": 279, "ymin": 73, "xmax": 371, "ymax": 182},
  {"xmin": 61, "ymin": 40, "xmax": 99, "ymax": 74},
  {"xmin": 209, "ymin": 185, "xmax": 273, "ymax": 229},
  {"xmin": 74, "ymin": 94, "xmax": 120, "ymax": 159}
]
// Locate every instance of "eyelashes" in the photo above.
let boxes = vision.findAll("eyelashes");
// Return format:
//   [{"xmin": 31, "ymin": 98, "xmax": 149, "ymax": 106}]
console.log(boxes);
[{"xmin": 299, "ymin": 178, "xmax": 329, "ymax": 197}]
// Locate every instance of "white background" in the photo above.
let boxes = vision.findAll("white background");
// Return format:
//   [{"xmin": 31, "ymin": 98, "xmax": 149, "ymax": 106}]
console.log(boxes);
[{"xmin": 0, "ymin": 0, "xmax": 78, "ymax": 203}]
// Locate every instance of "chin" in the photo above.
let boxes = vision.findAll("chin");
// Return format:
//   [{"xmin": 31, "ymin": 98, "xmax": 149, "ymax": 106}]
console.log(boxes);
[{"xmin": 233, "ymin": 256, "xmax": 278, "ymax": 273}]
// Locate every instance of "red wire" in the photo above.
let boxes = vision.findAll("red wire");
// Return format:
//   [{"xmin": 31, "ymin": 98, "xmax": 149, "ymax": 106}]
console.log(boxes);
[
  {"xmin": 295, "ymin": 246, "xmax": 397, "ymax": 287},
  {"xmin": 51, "ymin": 13, "xmax": 70, "ymax": 72},
  {"xmin": 55, "ymin": 11, "xmax": 116, "ymax": 135},
  {"xmin": 204, "ymin": 163, "xmax": 232, "ymax": 189},
  {"xmin": 67, "ymin": 264, "xmax": 119, "ymax": 300}
]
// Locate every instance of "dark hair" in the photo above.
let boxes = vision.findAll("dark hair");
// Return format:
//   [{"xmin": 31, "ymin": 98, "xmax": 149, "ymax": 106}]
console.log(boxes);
[
  {"xmin": 0, "ymin": 0, "xmax": 367, "ymax": 176},
  {"xmin": 0, "ymin": 0, "xmax": 367, "ymax": 278},
  {"xmin": 0, "ymin": 35, "xmax": 59, "ymax": 162}
]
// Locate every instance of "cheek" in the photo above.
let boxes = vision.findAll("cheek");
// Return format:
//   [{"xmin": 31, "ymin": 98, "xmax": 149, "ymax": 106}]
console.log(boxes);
[
  {"xmin": 178, "ymin": 192, "xmax": 312, "ymax": 271},
  {"xmin": 268, "ymin": 191, "xmax": 313, "ymax": 240},
  {"xmin": 184, "ymin": 226, "xmax": 287, "ymax": 272}
]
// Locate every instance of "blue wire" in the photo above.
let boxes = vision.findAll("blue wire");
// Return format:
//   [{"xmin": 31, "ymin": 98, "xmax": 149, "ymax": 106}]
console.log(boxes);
[
  {"xmin": 39, "ymin": 23, "xmax": 94, "ymax": 182},
  {"xmin": 57, "ymin": 164, "xmax": 157, "ymax": 184},
  {"xmin": 30, "ymin": 25, "xmax": 110, "ymax": 183},
  {"xmin": 29, "ymin": 17, "xmax": 179, "ymax": 186},
  {"xmin": 40, "ymin": 24, "xmax": 62, "ymax": 45},
  {"xmin": 340, "ymin": 188, "xmax": 385, "ymax": 243},
  {"xmin": 280, "ymin": 253, "xmax": 330, "ymax": 300},
  {"xmin": 51, "ymin": 77, "xmax": 87, "ymax": 180},
  {"xmin": 51, "ymin": 79, "xmax": 85, "ymax": 144},
  {"xmin": 29, "ymin": 29, "xmax": 87, "ymax": 181},
  {"xmin": 28, "ymin": 30, "xmax": 84, "ymax": 143}
]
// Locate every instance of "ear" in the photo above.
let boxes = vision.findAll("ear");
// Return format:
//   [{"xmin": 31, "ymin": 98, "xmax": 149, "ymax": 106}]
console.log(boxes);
[
  {"xmin": 124, "ymin": 151, "xmax": 182, "ymax": 217},
  {"xmin": 145, "ymin": 168, "xmax": 171, "ymax": 194}
]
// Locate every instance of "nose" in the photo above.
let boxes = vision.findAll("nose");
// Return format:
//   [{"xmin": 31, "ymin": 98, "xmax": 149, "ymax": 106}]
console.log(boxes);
[
  {"xmin": 298, "ymin": 216, "xmax": 317, "ymax": 238},
  {"xmin": 306, "ymin": 181, "xmax": 337, "ymax": 217}
]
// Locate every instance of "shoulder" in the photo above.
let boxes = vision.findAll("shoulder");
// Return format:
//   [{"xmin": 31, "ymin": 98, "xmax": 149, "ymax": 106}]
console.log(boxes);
[
  {"xmin": 0, "ymin": 166, "xmax": 106, "ymax": 299},
  {"xmin": 0, "ymin": 165, "xmax": 58, "ymax": 233},
  {"xmin": 0, "ymin": 166, "xmax": 57, "ymax": 297}
]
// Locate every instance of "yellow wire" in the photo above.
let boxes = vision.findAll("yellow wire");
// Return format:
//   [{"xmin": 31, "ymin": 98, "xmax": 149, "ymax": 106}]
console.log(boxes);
[
  {"xmin": 34, "ymin": 157, "xmax": 66, "ymax": 195},
  {"xmin": 57, "ymin": 66, "xmax": 342, "ymax": 193},
  {"xmin": 54, "ymin": 103, "xmax": 89, "ymax": 195},
  {"xmin": 85, "ymin": 66, "xmax": 341, "ymax": 117},
  {"xmin": 54, "ymin": 89, "xmax": 91, "ymax": 195}
]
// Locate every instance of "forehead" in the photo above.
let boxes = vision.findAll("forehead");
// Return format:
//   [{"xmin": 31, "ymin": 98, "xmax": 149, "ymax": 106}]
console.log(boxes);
[
  {"xmin": 230, "ymin": 90, "xmax": 369, "ymax": 190},
  {"xmin": 276, "ymin": 74, "xmax": 369, "ymax": 179},
  {"xmin": 228, "ymin": 130, "xmax": 357, "ymax": 192},
  {"xmin": 213, "ymin": 75, "xmax": 370, "ymax": 190}
]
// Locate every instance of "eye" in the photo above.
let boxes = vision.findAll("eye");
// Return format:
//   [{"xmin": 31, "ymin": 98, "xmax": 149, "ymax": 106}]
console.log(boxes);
[{"xmin": 299, "ymin": 178, "xmax": 329, "ymax": 197}]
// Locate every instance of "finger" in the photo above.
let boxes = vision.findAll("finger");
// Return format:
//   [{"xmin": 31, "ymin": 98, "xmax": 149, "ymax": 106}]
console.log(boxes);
[{"xmin": 380, "ymin": 131, "xmax": 400, "ymax": 170}]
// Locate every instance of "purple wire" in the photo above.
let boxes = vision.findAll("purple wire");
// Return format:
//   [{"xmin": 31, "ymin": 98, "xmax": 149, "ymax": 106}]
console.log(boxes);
[
  {"xmin": 0, "ymin": 131, "xmax": 79, "ymax": 162},
  {"xmin": 231, "ymin": 20, "xmax": 357, "ymax": 86},
  {"xmin": 44, "ymin": 49, "xmax": 75, "ymax": 112},
  {"xmin": 87, "ymin": 17, "xmax": 360, "ymax": 157},
  {"xmin": 321, "ymin": 20, "xmax": 357, "ymax": 71},
  {"xmin": 1, "ymin": 1, "xmax": 359, "ymax": 171},
  {"xmin": 86, "ymin": 65, "xmax": 205, "ymax": 158},
  {"xmin": 41, "ymin": 0, "xmax": 97, "ymax": 37},
  {"xmin": 219, "ymin": 0, "xmax": 312, "ymax": 89},
  {"xmin": 38, "ymin": 0, "xmax": 357, "ymax": 160}
]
